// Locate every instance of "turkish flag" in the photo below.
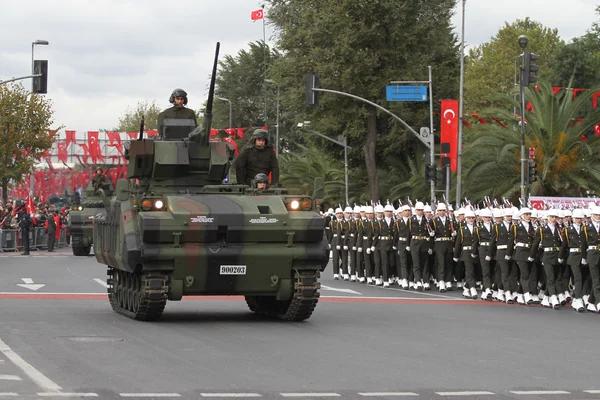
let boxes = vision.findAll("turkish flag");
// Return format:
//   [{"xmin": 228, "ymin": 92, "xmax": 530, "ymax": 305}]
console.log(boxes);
[
  {"xmin": 251, "ymin": 9, "xmax": 263, "ymax": 20},
  {"xmin": 65, "ymin": 130, "xmax": 76, "ymax": 147},
  {"xmin": 87, "ymin": 131, "xmax": 104, "ymax": 163},
  {"xmin": 440, "ymin": 99, "xmax": 459, "ymax": 172},
  {"xmin": 57, "ymin": 141, "xmax": 68, "ymax": 163}
]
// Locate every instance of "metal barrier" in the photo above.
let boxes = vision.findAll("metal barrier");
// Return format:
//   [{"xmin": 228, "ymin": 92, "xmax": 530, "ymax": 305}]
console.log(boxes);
[{"xmin": 0, "ymin": 227, "xmax": 68, "ymax": 252}]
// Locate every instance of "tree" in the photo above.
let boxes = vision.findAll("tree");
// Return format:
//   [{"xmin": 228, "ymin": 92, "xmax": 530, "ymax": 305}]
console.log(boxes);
[
  {"xmin": 113, "ymin": 100, "xmax": 162, "ymax": 131},
  {"xmin": 462, "ymin": 80, "xmax": 600, "ymax": 202},
  {"xmin": 0, "ymin": 82, "xmax": 55, "ymax": 203},
  {"xmin": 266, "ymin": 0, "xmax": 460, "ymax": 201},
  {"xmin": 464, "ymin": 18, "xmax": 563, "ymax": 113},
  {"xmin": 550, "ymin": 7, "xmax": 600, "ymax": 89}
]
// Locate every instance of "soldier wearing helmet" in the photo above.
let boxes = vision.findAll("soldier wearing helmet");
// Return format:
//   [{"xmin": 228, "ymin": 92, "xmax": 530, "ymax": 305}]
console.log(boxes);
[
  {"xmin": 156, "ymin": 88, "xmax": 198, "ymax": 136},
  {"xmin": 235, "ymin": 129, "xmax": 279, "ymax": 186},
  {"xmin": 252, "ymin": 173, "xmax": 270, "ymax": 190}
]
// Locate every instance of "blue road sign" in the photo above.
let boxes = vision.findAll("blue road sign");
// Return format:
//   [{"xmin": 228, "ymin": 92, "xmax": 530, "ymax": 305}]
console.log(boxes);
[{"xmin": 386, "ymin": 85, "xmax": 428, "ymax": 102}]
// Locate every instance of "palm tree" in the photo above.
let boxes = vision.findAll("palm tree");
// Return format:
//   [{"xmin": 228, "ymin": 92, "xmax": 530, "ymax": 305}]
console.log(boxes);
[
  {"xmin": 279, "ymin": 144, "xmax": 347, "ymax": 205},
  {"xmin": 463, "ymin": 80, "xmax": 600, "ymax": 202}
]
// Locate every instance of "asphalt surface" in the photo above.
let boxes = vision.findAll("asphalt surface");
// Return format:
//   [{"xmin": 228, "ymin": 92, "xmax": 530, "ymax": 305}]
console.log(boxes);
[{"xmin": 0, "ymin": 248, "xmax": 600, "ymax": 400}]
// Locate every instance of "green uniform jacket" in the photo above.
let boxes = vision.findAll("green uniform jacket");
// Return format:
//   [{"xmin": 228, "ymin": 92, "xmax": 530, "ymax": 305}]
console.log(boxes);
[
  {"xmin": 156, "ymin": 106, "xmax": 197, "ymax": 136},
  {"xmin": 235, "ymin": 144, "xmax": 279, "ymax": 186}
]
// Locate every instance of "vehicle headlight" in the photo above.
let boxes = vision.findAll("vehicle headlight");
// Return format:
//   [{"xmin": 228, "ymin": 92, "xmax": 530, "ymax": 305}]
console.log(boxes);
[
  {"xmin": 290, "ymin": 200, "xmax": 300, "ymax": 210},
  {"xmin": 154, "ymin": 200, "xmax": 164, "ymax": 210}
]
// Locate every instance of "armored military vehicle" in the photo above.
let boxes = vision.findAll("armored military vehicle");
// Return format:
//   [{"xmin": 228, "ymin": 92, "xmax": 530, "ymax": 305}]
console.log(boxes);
[
  {"xmin": 69, "ymin": 179, "xmax": 113, "ymax": 256},
  {"xmin": 93, "ymin": 42, "xmax": 328, "ymax": 322}
]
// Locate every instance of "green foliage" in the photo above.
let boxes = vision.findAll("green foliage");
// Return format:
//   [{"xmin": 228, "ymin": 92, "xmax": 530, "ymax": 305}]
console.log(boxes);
[
  {"xmin": 266, "ymin": 0, "xmax": 460, "ymax": 200},
  {"xmin": 279, "ymin": 143, "xmax": 346, "ymax": 205},
  {"xmin": 463, "ymin": 80, "xmax": 600, "ymax": 202},
  {"xmin": 464, "ymin": 18, "xmax": 563, "ymax": 113},
  {"xmin": 113, "ymin": 100, "xmax": 162, "ymax": 131},
  {"xmin": 0, "ymin": 82, "xmax": 55, "ymax": 203}
]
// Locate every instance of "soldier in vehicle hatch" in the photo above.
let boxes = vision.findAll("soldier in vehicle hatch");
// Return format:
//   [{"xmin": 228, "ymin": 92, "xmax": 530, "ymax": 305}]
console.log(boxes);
[
  {"xmin": 92, "ymin": 167, "xmax": 107, "ymax": 190},
  {"xmin": 156, "ymin": 88, "xmax": 198, "ymax": 136},
  {"xmin": 235, "ymin": 129, "xmax": 279, "ymax": 186},
  {"xmin": 252, "ymin": 173, "xmax": 270, "ymax": 190}
]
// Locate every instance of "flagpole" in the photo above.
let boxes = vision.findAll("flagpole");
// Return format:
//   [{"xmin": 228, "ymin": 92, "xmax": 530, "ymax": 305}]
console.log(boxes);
[
  {"xmin": 262, "ymin": 4, "xmax": 267, "ymax": 130},
  {"xmin": 455, "ymin": 0, "xmax": 466, "ymax": 206}
]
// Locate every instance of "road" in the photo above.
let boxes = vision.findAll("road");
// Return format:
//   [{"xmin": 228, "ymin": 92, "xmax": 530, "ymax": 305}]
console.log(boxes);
[{"xmin": 0, "ymin": 249, "xmax": 599, "ymax": 400}]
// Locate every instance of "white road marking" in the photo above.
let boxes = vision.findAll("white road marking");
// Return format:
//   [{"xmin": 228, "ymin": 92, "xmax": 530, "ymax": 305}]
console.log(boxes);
[
  {"xmin": 584, "ymin": 390, "xmax": 600, "ymax": 394},
  {"xmin": 0, "ymin": 375, "xmax": 21, "ymax": 381},
  {"xmin": 381, "ymin": 285, "xmax": 469, "ymax": 300},
  {"xmin": 280, "ymin": 394, "xmax": 341, "ymax": 397},
  {"xmin": 94, "ymin": 279, "xmax": 109, "ymax": 288},
  {"xmin": 0, "ymin": 394, "xmax": 18, "ymax": 397},
  {"xmin": 359, "ymin": 392, "xmax": 419, "ymax": 396},
  {"xmin": 38, "ymin": 393, "xmax": 98, "ymax": 397},
  {"xmin": 509, "ymin": 390, "xmax": 570, "ymax": 395},
  {"xmin": 0, "ymin": 336, "xmax": 62, "ymax": 392},
  {"xmin": 120, "ymin": 394, "xmax": 181, "ymax": 398},
  {"xmin": 435, "ymin": 391, "xmax": 495, "ymax": 396},
  {"xmin": 321, "ymin": 285, "xmax": 362, "ymax": 295},
  {"xmin": 16, "ymin": 278, "xmax": 45, "ymax": 291},
  {"xmin": 200, "ymin": 394, "xmax": 261, "ymax": 398}
]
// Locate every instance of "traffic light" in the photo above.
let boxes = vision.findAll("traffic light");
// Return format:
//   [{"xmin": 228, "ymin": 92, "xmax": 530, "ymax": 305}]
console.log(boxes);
[
  {"xmin": 437, "ymin": 166, "xmax": 448, "ymax": 186},
  {"xmin": 527, "ymin": 159, "xmax": 537, "ymax": 186},
  {"xmin": 306, "ymin": 74, "xmax": 320, "ymax": 107},
  {"xmin": 425, "ymin": 164, "xmax": 436, "ymax": 184},
  {"xmin": 522, "ymin": 52, "xmax": 540, "ymax": 86},
  {"xmin": 33, "ymin": 60, "xmax": 48, "ymax": 94}
]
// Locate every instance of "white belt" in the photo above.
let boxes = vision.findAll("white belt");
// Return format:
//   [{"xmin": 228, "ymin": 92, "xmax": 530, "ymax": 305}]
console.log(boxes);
[
  {"xmin": 397, "ymin": 237, "xmax": 408, "ymax": 242},
  {"xmin": 479, "ymin": 242, "xmax": 490, "ymax": 246},
  {"xmin": 333, "ymin": 234, "xmax": 338, "ymax": 237},
  {"xmin": 569, "ymin": 248, "xmax": 582, "ymax": 253},
  {"xmin": 463, "ymin": 246, "xmax": 473, "ymax": 250},
  {"xmin": 544, "ymin": 247, "xmax": 560, "ymax": 252},
  {"xmin": 516, "ymin": 243, "xmax": 531, "ymax": 248},
  {"xmin": 380, "ymin": 236, "xmax": 392, "ymax": 240},
  {"xmin": 588, "ymin": 245, "xmax": 598, "ymax": 250},
  {"xmin": 363, "ymin": 236, "xmax": 369, "ymax": 240},
  {"xmin": 496, "ymin": 245, "xmax": 508, "ymax": 249},
  {"xmin": 435, "ymin": 237, "xmax": 452, "ymax": 241}
]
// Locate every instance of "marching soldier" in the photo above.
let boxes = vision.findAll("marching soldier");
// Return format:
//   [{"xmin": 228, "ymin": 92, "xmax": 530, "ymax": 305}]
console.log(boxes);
[
  {"xmin": 348, "ymin": 205, "xmax": 363, "ymax": 282},
  {"xmin": 454, "ymin": 209, "xmax": 478, "ymax": 299},
  {"xmin": 430, "ymin": 202, "xmax": 455, "ymax": 293},
  {"xmin": 395, "ymin": 205, "xmax": 411, "ymax": 289},
  {"xmin": 331, "ymin": 207, "xmax": 347, "ymax": 280},
  {"xmin": 489, "ymin": 208, "xmax": 515, "ymax": 303},
  {"xmin": 508, "ymin": 208, "xmax": 536, "ymax": 305},
  {"xmin": 583, "ymin": 206, "xmax": 600, "ymax": 312},
  {"xmin": 409, "ymin": 202, "xmax": 431, "ymax": 291},
  {"xmin": 531, "ymin": 209, "xmax": 563, "ymax": 309},
  {"xmin": 372, "ymin": 204, "xmax": 395, "ymax": 287},
  {"xmin": 475, "ymin": 208, "xmax": 494, "ymax": 300},
  {"xmin": 363, "ymin": 206, "xmax": 376, "ymax": 284},
  {"xmin": 560, "ymin": 209, "xmax": 587, "ymax": 312}
]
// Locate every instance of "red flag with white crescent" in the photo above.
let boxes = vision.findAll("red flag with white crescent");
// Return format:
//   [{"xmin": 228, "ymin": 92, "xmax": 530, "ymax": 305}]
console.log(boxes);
[{"xmin": 440, "ymin": 99, "xmax": 459, "ymax": 172}]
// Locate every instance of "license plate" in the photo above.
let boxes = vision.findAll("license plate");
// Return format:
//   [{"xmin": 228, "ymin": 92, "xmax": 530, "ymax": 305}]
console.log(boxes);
[{"xmin": 220, "ymin": 265, "xmax": 246, "ymax": 275}]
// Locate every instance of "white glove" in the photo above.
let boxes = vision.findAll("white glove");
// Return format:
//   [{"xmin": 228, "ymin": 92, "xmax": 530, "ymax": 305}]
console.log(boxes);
[
  {"xmin": 352, "ymin": 246, "xmax": 356, "ymax": 251},
  {"xmin": 471, "ymin": 253, "xmax": 477, "ymax": 259},
  {"xmin": 393, "ymin": 246, "xmax": 397, "ymax": 250},
  {"xmin": 485, "ymin": 256, "xmax": 491, "ymax": 261},
  {"xmin": 582, "ymin": 258, "xmax": 588, "ymax": 265},
  {"xmin": 429, "ymin": 231, "xmax": 436, "ymax": 237},
  {"xmin": 406, "ymin": 246, "xmax": 410, "ymax": 252},
  {"xmin": 527, "ymin": 257, "xmax": 535, "ymax": 262},
  {"xmin": 336, "ymin": 245, "xmax": 341, "ymax": 250},
  {"xmin": 451, "ymin": 231, "xmax": 457, "ymax": 237},
  {"xmin": 505, "ymin": 255, "xmax": 511, "ymax": 261},
  {"xmin": 428, "ymin": 249, "xmax": 433, "ymax": 255},
  {"xmin": 343, "ymin": 246, "xmax": 348, "ymax": 250},
  {"xmin": 453, "ymin": 257, "xmax": 459, "ymax": 262},
  {"xmin": 371, "ymin": 246, "xmax": 375, "ymax": 252},
  {"xmin": 358, "ymin": 247, "xmax": 362, "ymax": 253},
  {"xmin": 366, "ymin": 248, "xmax": 371, "ymax": 254},
  {"xmin": 558, "ymin": 258, "xmax": 563, "ymax": 264}
]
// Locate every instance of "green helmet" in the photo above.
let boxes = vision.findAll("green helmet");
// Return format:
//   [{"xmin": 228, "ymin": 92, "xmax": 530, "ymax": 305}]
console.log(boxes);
[
  {"xmin": 251, "ymin": 129, "xmax": 269, "ymax": 145},
  {"xmin": 169, "ymin": 88, "xmax": 188, "ymax": 105},
  {"xmin": 253, "ymin": 173, "xmax": 270, "ymax": 188}
]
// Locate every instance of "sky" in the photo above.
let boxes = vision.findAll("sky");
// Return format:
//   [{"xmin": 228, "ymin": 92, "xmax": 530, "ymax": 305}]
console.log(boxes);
[{"xmin": 0, "ymin": 0, "xmax": 598, "ymax": 134}]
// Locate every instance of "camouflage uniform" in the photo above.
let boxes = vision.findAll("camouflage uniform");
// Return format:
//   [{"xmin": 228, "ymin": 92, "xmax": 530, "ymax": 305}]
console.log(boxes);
[
  {"xmin": 157, "ymin": 88, "xmax": 197, "ymax": 135},
  {"xmin": 235, "ymin": 130, "xmax": 279, "ymax": 186}
]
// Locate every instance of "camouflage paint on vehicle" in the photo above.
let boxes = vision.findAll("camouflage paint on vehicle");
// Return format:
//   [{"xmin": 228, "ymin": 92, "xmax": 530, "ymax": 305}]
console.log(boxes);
[
  {"xmin": 68, "ymin": 180, "xmax": 113, "ymax": 256},
  {"xmin": 93, "ymin": 42, "xmax": 328, "ymax": 322}
]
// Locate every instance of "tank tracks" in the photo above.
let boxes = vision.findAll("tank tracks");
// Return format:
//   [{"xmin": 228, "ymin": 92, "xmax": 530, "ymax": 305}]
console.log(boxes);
[
  {"xmin": 71, "ymin": 235, "xmax": 91, "ymax": 256},
  {"xmin": 106, "ymin": 267, "xmax": 168, "ymax": 321},
  {"xmin": 245, "ymin": 270, "xmax": 321, "ymax": 322}
]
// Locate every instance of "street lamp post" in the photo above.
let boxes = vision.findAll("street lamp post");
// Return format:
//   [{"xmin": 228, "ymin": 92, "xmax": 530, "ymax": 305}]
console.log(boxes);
[
  {"xmin": 455, "ymin": 0, "xmax": 466, "ymax": 206},
  {"xmin": 266, "ymin": 79, "xmax": 280, "ymax": 158},
  {"xmin": 217, "ymin": 97, "xmax": 232, "ymax": 130},
  {"xmin": 30, "ymin": 40, "xmax": 49, "ymax": 199},
  {"xmin": 518, "ymin": 35, "xmax": 529, "ymax": 206}
]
